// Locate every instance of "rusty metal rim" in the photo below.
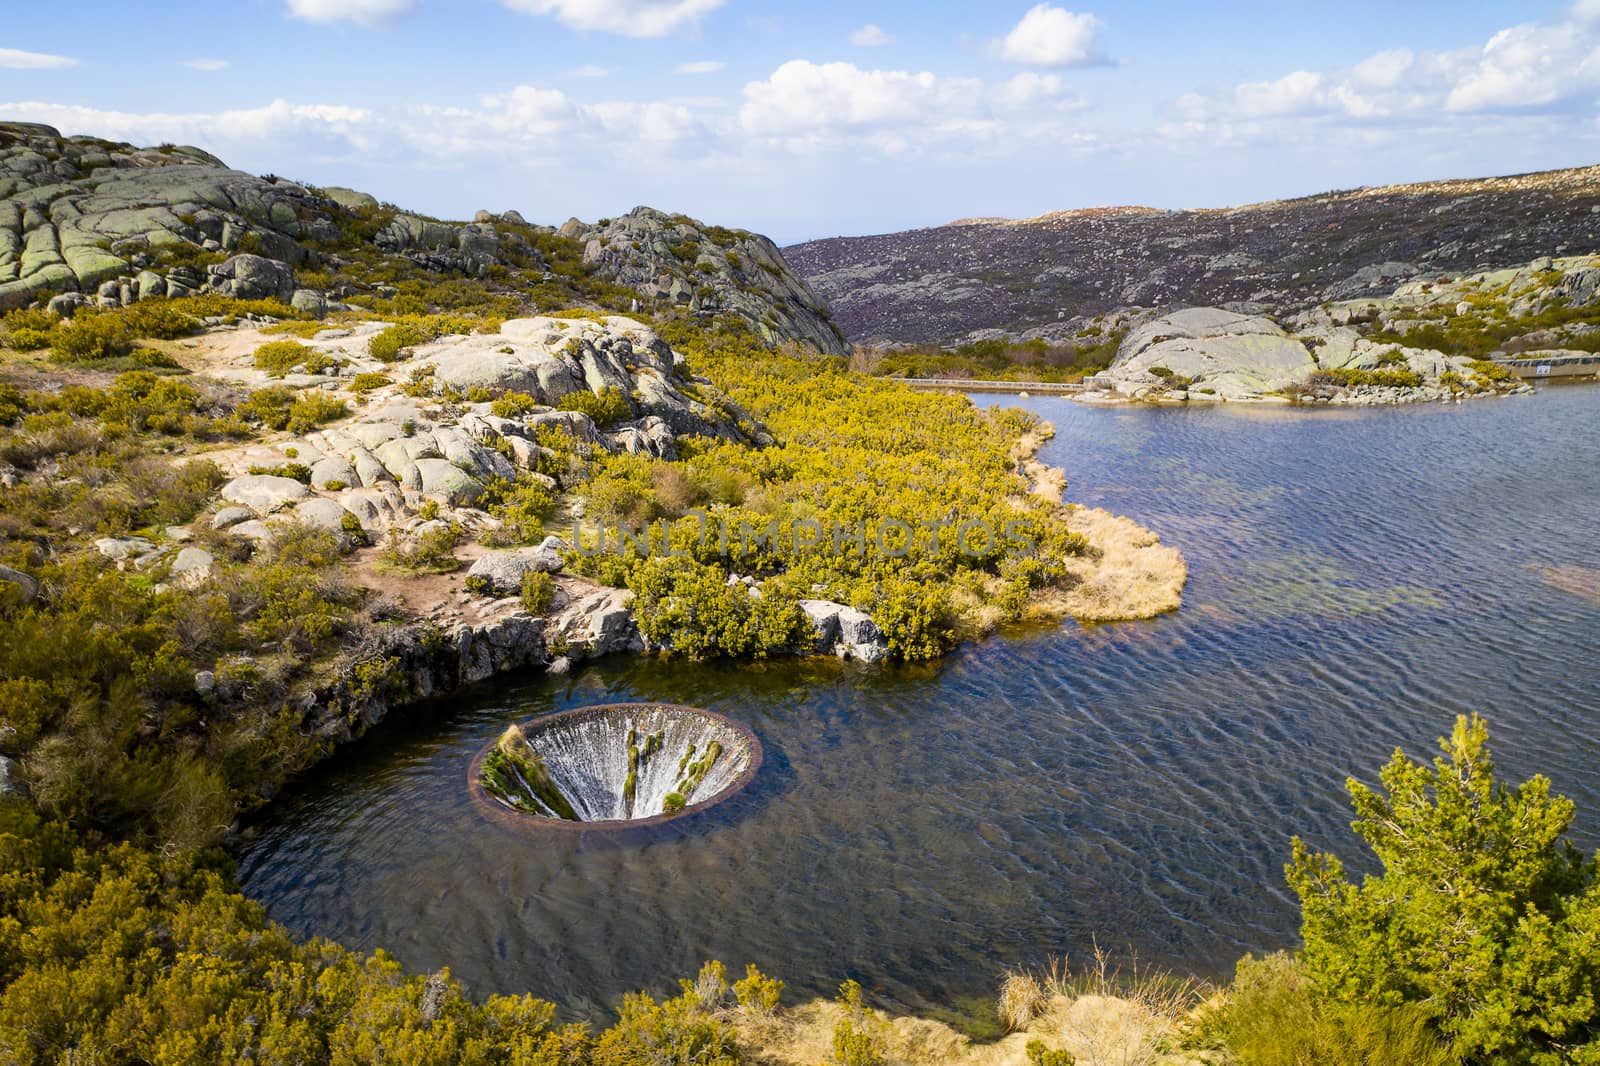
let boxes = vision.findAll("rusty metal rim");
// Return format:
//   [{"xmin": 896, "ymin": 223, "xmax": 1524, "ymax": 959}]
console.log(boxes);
[{"xmin": 467, "ymin": 702, "xmax": 763, "ymax": 833}]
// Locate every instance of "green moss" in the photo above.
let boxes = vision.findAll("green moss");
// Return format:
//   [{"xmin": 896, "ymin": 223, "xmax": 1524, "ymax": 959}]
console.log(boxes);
[
  {"xmin": 676, "ymin": 739, "xmax": 722, "ymax": 800},
  {"xmin": 482, "ymin": 724, "xmax": 578, "ymax": 820}
]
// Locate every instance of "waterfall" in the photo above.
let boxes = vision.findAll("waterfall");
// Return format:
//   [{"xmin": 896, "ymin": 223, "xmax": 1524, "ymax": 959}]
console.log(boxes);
[{"xmin": 478, "ymin": 704, "xmax": 757, "ymax": 823}]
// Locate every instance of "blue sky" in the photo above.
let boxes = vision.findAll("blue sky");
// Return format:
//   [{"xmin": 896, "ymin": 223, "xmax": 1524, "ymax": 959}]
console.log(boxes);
[{"xmin": 3, "ymin": 1, "xmax": 1598, "ymax": 243}]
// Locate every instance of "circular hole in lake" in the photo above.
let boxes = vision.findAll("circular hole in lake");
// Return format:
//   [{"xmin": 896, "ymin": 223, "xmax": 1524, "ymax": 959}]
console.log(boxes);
[{"xmin": 469, "ymin": 703, "xmax": 762, "ymax": 828}]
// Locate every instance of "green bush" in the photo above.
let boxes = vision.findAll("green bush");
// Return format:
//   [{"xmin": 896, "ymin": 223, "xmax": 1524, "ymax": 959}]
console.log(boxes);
[
  {"xmin": 1289, "ymin": 715, "xmax": 1600, "ymax": 1062},
  {"xmin": 1025, "ymin": 1040, "xmax": 1075, "ymax": 1066},
  {"xmin": 348, "ymin": 371, "xmax": 391, "ymax": 393},
  {"xmin": 1310, "ymin": 366, "xmax": 1424, "ymax": 389},
  {"xmin": 830, "ymin": 980, "xmax": 887, "ymax": 1066},
  {"xmin": 119, "ymin": 299, "xmax": 203, "ymax": 340},
  {"xmin": 53, "ymin": 371, "xmax": 219, "ymax": 437},
  {"xmin": 247, "ymin": 462, "xmax": 312, "ymax": 482},
  {"xmin": 254, "ymin": 339, "xmax": 334, "ymax": 377},
  {"xmin": 1, "ymin": 307, "xmax": 56, "ymax": 350},
  {"xmin": 380, "ymin": 523, "xmax": 461, "ymax": 573},
  {"xmin": 367, "ymin": 314, "xmax": 485, "ymax": 362},
  {"xmin": 734, "ymin": 964, "xmax": 784, "ymax": 1016},
  {"xmin": 593, "ymin": 968, "xmax": 741, "ymax": 1066},
  {"xmin": 520, "ymin": 570, "xmax": 555, "ymax": 615},
  {"xmin": 49, "ymin": 312, "xmax": 132, "ymax": 362},
  {"xmin": 368, "ymin": 321, "xmax": 428, "ymax": 361},
  {"xmin": 627, "ymin": 556, "xmax": 813, "ymax": 660},
  {"xmin": 490, "ymin": 391, "xmax": 541, "ymax": 418},
  {"xmin": 1469, "ymin": 359, "xmax": 1515, "ymax": 384},
  {"xmin": 1202, "ymin": 954, "xmax": 1453, "ymax": 1066},
  {"xmin": 556, "ymin": 386, "xmax": 633, "ymax": 428},
  {"xmin": 0, "ymin": 826, "xmax": 591, "ymax": 1064},
  {"xmin": 237, "ymin": 387, "xmax": 349, "ymax": 433}
]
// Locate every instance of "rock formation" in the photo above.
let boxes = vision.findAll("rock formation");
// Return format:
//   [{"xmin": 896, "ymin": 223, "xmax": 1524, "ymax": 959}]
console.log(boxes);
[{"xmin": 0, "ymin": 122, "xmax": 841, "ymax": 355}]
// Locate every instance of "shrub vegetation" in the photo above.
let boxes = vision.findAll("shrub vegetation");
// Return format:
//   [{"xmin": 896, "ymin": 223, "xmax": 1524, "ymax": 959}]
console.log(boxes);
[{"xmin": 564, "ymin": 322, "xmax": 1086, "ymax": 660}]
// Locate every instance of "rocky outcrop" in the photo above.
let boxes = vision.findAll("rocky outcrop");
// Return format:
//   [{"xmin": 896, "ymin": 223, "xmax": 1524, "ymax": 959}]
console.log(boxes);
[
  {"xmin": 197, "ymin": 315, "xmax": 765, "ymax": 546},
  {"xmin": 1086, "ymin": 303, "xmax": 1531, "ymax": 405},
  {"xmin": 0, "ymin": 754, "xmax": 26, "ymax": 800},
  {"xmin": 0, "ymin": 122, "xmax": 331, "ymax": 310},
  {"xmin": 0, "ymin": 563, "xmax": 38, "ymax": 604},
  {"xmin": 786, "ymin": 164, "xmax": 1600, "ymax": 346},
  {"xmin": 0, "ymin": 123, "xmax": 846, "ymax": 358},
  {"xmin": 1093, "ymin": 308, "xmax": 1316, "ymax": 402},
  {"xmin": 562, "ymin": 207, "xmax": 848, "ymax": 356},
  {"xmin": 466, "ymin": 542, "xmax": 564, "ymax": 596}
]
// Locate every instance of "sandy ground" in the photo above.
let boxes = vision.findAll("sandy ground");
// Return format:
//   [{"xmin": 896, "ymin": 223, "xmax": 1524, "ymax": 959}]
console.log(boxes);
[{"xmin": 1012, "ymin": 421, "xmax": 1187, "ymax": 624}]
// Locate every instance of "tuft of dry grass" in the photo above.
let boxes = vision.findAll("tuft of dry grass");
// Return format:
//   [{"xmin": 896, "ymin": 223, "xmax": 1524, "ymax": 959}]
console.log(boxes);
[
  {"xmin": 1041, "ymin": 946, "xmax": 1209, "ymax": 1066},
  {"xmin": 1052, "ymin": 507, "xmax": 1187, "ymax": 623},
  {"xmin": 998, "ymin": 972, "xmax": 1046, "ymax": 1032}
]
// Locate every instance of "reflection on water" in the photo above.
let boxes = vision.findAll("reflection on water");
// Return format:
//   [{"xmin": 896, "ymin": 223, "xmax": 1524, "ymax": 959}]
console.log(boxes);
[{"xmin": 239, "ymin": 387, "xmax": 1600, "ymax": 1019}]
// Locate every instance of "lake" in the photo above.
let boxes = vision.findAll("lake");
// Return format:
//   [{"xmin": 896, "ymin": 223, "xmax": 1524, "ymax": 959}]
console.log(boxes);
[{"xmin": 239, "ymin": 385, "xmax": 1600, "ymax": 1022}]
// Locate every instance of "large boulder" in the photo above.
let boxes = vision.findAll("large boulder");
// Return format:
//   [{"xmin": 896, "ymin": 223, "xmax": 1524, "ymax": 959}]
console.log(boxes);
[
  {"xmin": 170, "ymin": 546, "xmax": 215, "ymax": 586},
  {"xmin": 207, "ymin": 254, "xmax": 294, "ymax": 302},
  {"xmin": 221, "ymin": 474, "xmax": 311, "ymax": 514},
  {"xmin": 0, "ymin": 564, "xmax": 37, "ymax": 604},
  {"xmin": 465, "ymin": 545, "xmax": 563, "ymax": 596},
  {"xmin": 0, "ymin": 755, "xmax": 27, "ymax": 801},
  {"xmin": 798, "ymin": 599, "xmax": 889, "ymax": 663},
  {"xmin": 1099, "ymin": 308, "xmax": 1317, "ymax": 401}
]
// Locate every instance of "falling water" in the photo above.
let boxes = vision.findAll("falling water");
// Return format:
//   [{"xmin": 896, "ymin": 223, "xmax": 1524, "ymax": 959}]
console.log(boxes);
[{"xmin": 486, "ymin": 705, "xmax": 757, "ymax": 822}]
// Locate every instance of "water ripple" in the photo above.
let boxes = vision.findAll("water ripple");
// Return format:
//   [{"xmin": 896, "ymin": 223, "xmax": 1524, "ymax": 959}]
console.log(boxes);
[{"xmin": 238, "ymin": 386, "xmax": 1600, "ymax": 1019}]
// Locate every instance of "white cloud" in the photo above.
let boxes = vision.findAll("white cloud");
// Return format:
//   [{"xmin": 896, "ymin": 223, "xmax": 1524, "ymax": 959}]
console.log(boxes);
[
  {"xmin": 0, "ymin": 99, "xmax": 377, "ymax": 156},
  {"xmin": 0, "ymin": 53, "xmax": 1094, "ymax": 185},
  {"xmin": 738, "ymin": 60, "xmax": 1085, "ymax": 153},
  {"xmin": 498, "ymin": 0, "xmax": 725, "ymax": 37},
  {"xmin": 849, "ymin": 24, "xmax": 894, "ymax": 47},
  {"xmin": 570, "ymin": 65, "xmax": 609, "ymax": 77},
  {"xmin": 286, "ymin": 0, "xmax": 417, "ymax": 24},
  {"xmin": 676, "ymin": 60, "xmax": 726, "ymax": 74},
  {"xmin": 1349, "ymin": 49, "xmax": 1414, "ymax": 90},
  {"xmin": 178, "ymin": 58, "xmax": 230, "ymax": 72},
  {"xmin": 993, "ymin": 72, "xmax": 1075, "ymax": 108},
  {"xmin": 992, "ymin": 5, "xmax": 1107, "ymax": 68},
  {"xmin": 0, "ymin": 48, "xmax": 78, "ymax": 70},
  {"xmin": 1444, "ymin": 23, "xmax": 1600, "ymax": 112},
  {"xmin": 1174, "ymin": 7, "xmax": 1600, "ymax": 142}
]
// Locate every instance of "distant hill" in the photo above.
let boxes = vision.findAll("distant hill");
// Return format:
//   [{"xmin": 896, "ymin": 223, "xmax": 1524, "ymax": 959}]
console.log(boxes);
[
  {"xmin": 784, "ymin": 166, "xmax": 1600, "ymax": 346},
  {"xmin": 0, "ymin": 121, "xmax": 846, "ymax": 355}
]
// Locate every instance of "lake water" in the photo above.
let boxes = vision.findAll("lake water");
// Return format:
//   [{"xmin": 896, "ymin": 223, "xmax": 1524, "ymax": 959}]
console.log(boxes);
[{"xmin": 238, "ymin": 385, "xmax": 1600, "ymax": 1022}]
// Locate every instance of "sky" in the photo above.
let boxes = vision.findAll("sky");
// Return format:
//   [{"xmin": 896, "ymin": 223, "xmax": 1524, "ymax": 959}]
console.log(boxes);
[{"xmin": 4, "ymin": 1, "xmax": 1600, "ymax": 244}]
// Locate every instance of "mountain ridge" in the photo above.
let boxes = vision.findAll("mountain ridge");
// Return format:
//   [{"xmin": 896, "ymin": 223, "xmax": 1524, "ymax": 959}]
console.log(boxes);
[{"xmin": 785, "ymin": 162, "xmax": 1600, "ymax": 346}]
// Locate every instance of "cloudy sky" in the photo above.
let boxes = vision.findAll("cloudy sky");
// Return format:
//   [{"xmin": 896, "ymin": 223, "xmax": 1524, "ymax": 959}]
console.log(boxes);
[{"xmin": 4, "ymin": 1, "xmax": 1599, "ymax": 243}]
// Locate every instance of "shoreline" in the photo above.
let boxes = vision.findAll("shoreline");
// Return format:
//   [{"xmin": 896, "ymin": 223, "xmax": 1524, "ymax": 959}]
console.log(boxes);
[{"xmin": 290, "ymin": 411, "xmax": 1188, "ymax": 757}]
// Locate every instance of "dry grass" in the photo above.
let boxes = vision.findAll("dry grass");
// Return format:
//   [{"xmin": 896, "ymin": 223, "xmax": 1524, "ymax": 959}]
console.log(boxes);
[
  {"xmin": 1053, "ymin": 506, "xmax": 1187, "ymax": 623},
  {"xmin": 998, "ymin": 972, "xmax": 1047, "ymax": 1032},
  {"xmin": 735, "ymin": 949, "xmax": 1210, "ymax": 1066},
  {"xmin": 1004, "ymin": 422, "xmax": 1186, "ymax": 624},
  {"xmin": 1041, "ymin": 947, "xmax": 1209, "ymax": 1066}
]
